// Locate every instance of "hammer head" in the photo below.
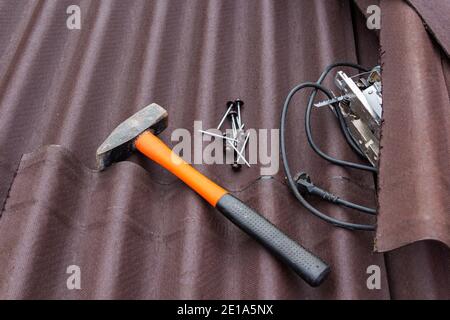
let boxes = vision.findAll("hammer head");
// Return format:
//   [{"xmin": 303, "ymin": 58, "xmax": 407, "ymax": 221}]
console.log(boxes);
[{"xmin": 96, "ymin": 103, "xmax": 168, "ymax": 171}]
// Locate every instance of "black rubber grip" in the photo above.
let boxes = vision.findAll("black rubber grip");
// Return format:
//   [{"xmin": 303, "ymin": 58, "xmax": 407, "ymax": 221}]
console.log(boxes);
[{"xmin": 216, "ymin": 194, "xmax": 330, "ymax": 287}]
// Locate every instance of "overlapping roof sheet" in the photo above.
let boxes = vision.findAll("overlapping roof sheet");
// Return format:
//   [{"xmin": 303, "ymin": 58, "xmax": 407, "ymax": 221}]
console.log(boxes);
[{"xmin": 0, "ymin": 0, "xmax": 448, "ymax": 299}]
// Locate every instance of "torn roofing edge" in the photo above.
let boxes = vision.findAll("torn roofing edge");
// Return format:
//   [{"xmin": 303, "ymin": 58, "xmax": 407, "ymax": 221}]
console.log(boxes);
[{"xmin": 0, "ymin": 155, "xmax": 22, "ymax": 220}]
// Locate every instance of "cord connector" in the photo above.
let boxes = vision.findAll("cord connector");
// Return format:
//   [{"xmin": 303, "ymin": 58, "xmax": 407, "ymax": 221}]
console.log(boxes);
[
  {"xmin": 293, "ymin": 172, "xmax": 315, "ymax": 194},
  {"xmin": 294, "ymin": 172, "xmax": 339, "ymax": 203}
]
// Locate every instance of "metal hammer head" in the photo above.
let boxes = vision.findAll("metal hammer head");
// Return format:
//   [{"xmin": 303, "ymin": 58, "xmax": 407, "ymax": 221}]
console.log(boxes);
[{"xmin": 96, "ymin": 103, "xmax": 168, "ymax": 171}]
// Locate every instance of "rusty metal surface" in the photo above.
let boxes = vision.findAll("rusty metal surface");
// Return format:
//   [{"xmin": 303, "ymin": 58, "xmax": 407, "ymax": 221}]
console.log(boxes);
[{"xmin": 0, "ymin": 0, "xmax": 448, "ymax": 299}]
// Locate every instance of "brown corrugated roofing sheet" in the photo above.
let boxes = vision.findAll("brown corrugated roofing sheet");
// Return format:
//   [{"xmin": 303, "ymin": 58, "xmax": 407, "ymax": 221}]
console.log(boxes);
[
  {"xmin": 406, "ymin": 0, "xmax": 450, "ymax": 57},
  {"xmin": 376, "ymin": 0, "xmax": 450, "ymax": 252},
  {"xmin": 0, "ymin": 0, "xmax": 448, "ymax": 299}
]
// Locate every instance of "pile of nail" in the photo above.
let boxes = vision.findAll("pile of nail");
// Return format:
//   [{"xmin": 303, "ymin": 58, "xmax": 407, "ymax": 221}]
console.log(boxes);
[{"xmin": 200, "ymin": 99, "xmax": 250, "ymax": 171}]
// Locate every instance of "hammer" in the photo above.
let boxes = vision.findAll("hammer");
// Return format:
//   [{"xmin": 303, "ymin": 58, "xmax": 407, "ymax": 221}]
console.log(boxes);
[{"xmin": 96, "ymin": 103, "xmax": 330, "ymax": 286}]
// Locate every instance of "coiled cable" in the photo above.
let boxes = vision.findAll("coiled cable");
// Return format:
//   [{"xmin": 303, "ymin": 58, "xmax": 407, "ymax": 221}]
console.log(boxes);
[{"xmin": 280, "ymin": 63, "xmax": 377, "ymax": 231}]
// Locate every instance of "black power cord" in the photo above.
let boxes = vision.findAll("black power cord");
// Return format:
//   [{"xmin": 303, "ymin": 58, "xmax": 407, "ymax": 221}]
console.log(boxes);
[
  {"xmin": 294, "ymin": 172, "xmax": 376, "ymax": 215},
  {"xmin": 280, "ymin": 63, "xmax": 377, "ymax": 231}
]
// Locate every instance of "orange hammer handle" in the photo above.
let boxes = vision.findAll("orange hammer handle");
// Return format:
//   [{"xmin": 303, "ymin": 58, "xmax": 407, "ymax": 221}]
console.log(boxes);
[{"xmin": 135, "ymin": 131, "xmax": 228, "ymax": 206}]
